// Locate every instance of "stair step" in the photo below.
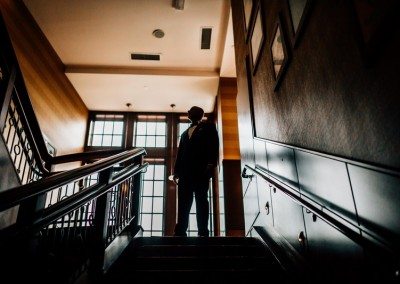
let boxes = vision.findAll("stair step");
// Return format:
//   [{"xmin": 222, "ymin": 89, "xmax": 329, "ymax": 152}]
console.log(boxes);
[
  {"xmin": 104, "ymin": 237, "xmax": 286, "ymax": 283},
  {"xmin": 103, "ymin": 268, "xmax": 285, "ymax": 284},
  {"xmin": 131, "ymin": 244, "xmax": 270, "ymax": 258},
  {"xmin": 112, "ymin": 255, "xmax": 277, "ymax": 271},
  {"xmin": 131, "ymin": 236, "xmax": 262, "ymax": 247}
]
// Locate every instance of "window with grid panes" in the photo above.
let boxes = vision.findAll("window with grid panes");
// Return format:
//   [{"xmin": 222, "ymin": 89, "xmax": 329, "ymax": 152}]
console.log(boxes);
[
  {"xmin": 88, "ymin": 114, "xmax": 124, "ymax": 147},
  {"xmin": 134, "ymin": 115, "xmax": 166, "ymax": 148},
  {"xmin": 177, "ymin": 121, "xmax": 190, "ymax": 146},
  {"xmin": 139, "ymin": 159, "xmax": 166, "ymax": 236}
]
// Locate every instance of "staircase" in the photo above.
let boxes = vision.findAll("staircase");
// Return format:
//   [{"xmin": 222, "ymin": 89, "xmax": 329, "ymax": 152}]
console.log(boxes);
[{"xmin": 101, "ymin": 236, "xmax": 287, "ymax": 283}]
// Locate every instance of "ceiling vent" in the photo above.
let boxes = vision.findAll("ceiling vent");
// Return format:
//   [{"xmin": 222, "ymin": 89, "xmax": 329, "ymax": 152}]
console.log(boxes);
[
  {"xmin": 201, "ymin": 27, "xmax": 212, "ymax": 50},
  {"xmin": 172, "ymin": 0, "xmax": 185, "ymax": 10},
  {"xmin": 131, "ymin": 53, "xmax": 160, "ymax": 61}
]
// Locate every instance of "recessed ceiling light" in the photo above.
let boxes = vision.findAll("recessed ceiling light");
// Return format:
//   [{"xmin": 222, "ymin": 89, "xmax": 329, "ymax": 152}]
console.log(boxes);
[{"xmin": 152, "ymin": 29, "xmax": 165, "ymax": 38}]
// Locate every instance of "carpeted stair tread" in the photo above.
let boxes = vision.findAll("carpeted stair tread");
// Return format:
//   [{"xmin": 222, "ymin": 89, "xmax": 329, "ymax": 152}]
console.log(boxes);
[{"xmin": 103, "ymin": 236, "xmax": 286, "ymax": 283}]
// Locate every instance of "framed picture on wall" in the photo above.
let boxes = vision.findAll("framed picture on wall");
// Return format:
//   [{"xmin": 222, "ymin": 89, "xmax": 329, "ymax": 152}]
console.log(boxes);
[
  {"xmin": 242, "ymin": 0, "xmax": 254, "ymax": 41},
  {"xmin": 269, "ymin": 15, "xmax": 290, "ymax": 91},
  {"xmin": 249, "ymin": 0, "xmax": 266, "ymax": 75},
  {"xmin": 286, "ymin": 0, "xmax": 313, "ymax": 47},
  {"xmin": 245, "ymin": 56, "xmax": 257, "ymax": 138}
]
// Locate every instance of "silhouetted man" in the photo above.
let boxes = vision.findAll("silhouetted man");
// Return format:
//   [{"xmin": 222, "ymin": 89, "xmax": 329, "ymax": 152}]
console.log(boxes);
[{"xmin": 173, "ymin": 106, "xmax": 219, "ymax": 237}]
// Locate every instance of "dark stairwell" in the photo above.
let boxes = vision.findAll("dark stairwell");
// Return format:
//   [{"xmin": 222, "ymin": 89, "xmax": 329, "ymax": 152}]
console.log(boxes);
[
  {"xmin": 1, "ymin": 3, "xmax": 400, "ymax": 284},
  {"xmin": 100, "ymin": 236, "xmax": 286, "ymax": 283}
]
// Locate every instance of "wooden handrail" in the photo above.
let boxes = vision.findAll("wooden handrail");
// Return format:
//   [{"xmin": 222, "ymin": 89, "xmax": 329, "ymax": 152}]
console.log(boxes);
[
  {"xmin": 1, "ymin": 162, "xmax": 148, "ymax": 239},
  {"xmin": 50, "ymin": 148, "xmax": 126, "ymax": 164},
  {"xmin": 0, "ymin": 148, "xmax": 146, "ymax": 212}
]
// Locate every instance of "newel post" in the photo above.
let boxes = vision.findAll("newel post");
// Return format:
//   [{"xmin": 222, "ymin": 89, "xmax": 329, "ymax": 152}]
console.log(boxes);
[
  {"xmin": 131, "ymin": 156, "xmax": 144, "ymax": 230},
  {"xmin": 89, "ymin": 168, "xmax": 112, "ymax": 277}
]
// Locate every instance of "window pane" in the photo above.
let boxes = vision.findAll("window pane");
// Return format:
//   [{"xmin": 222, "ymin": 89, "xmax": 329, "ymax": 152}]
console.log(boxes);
[
  {"xmin": 156, "ymin": 122, "xmax": 166, "ymax": 135},
  {"xmin": 151, "ymin": 231, "xmax": 162, "ymax": 236},
  {"xmin": 189, "ymin": 214, "xmax": 197, "ymax": 230},
  {"xmin": 143, "ymin": 181, "xmax": 153, "ymax": 196},
  {"xmin": 104, "ymin": 121, "xmax": 113, "ymax": 134},
  {"xmin": 153, "ymin": 197, "xmax": 163, "ymax": 213},
  {"xmin": 152, "ymin": 214, "xmax": 163, "ymax": 230},
  {"xmin": 136, "ymin": 122, "xmax": 146, "ymax": 135},
  {"xmin": 144, "ymin": 165, "xmax": 154, "ymax": 180},
  {"xmin": 93, "ymin": 121, "xmax": 104, "ymax": 134},
  {"xmin": 179, "ymin": 123, "xmax": 189, "ymax": 136},
  {"xmin": 136, "ymin": 136, "xmax": 145, "ymax": 147},
  {"xmin": 156, "ymin": 136, "xmax": 166, "ymax": 147},
  {"xmin": 141, "ymin": 214, "xmax": 152, "ymax": 231},
  {"xmin": 146, "ymin": 136, "xmax": 156, "ymax": 147},
  {"xmin": 153, "ymin": 181, "xmax": 164, "ymax": 196},
  {"xmin": 112, "ymin": 135, "xmax": 122, "ymax": 146},
  {"xmin": 154, "ymin": 165, "xmax": 165, "ymax": 180},
  {"xmin": 113, "ymin": 121, "xmax": 124, "ymax": 134},
  {"xmin": 92, "ymin": 135, "xmax": 102, "ymax": 146},
  {"xmin": 147, "ymin": 122, "xmax": 156, "ymax": 135},
  {"xmin": 102, "ymin": 135, "xmax": 112, "ymax": 146},
  {"xmin": 142, "ymin": 197, "xmax": 152, "ymax": 213}
]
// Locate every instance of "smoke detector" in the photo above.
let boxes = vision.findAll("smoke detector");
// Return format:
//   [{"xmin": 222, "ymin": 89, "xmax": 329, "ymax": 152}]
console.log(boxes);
[{"xmin": 152, "ymin": 29, "xmax": 165, "ymax": 38}]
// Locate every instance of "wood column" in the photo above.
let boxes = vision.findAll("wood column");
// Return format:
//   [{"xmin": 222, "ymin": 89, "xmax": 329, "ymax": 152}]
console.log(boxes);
[{"xmin": 217, "ymin": 77, "xmax": 244, "ymax": 236}]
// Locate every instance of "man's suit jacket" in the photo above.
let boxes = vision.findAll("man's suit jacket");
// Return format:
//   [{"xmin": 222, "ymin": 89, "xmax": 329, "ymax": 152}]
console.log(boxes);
[{"xmin": 174, "ymin": 121, "xmax": 219, "ymax": 181}]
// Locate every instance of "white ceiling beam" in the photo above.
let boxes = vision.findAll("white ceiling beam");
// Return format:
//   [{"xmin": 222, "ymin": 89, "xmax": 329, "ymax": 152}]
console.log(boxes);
[{"xmin": 65, "ymin": 65, "xmax": 220, "ymax": 77}]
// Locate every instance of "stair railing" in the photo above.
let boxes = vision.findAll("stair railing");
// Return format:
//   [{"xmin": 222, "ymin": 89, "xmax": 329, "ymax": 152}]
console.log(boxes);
[
  {"xmin": 0, "ymin": 147, "xmax": 148, "ymax": 281},
  {"xmin": 243, "ymin": 164, "xmax": 400, "ymax": 279},
  {"xmin": 0, "ymin": 66, "xmax": 51, "ymax": 183}
]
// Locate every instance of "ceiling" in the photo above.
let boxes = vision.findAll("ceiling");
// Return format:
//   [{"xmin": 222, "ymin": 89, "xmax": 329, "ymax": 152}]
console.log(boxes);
[{"xmin": 23, "ymin": 0, "xmax": 236, "ymax": 113}]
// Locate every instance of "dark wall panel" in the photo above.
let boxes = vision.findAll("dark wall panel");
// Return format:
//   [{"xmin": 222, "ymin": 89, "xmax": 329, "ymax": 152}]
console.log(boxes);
[
  {"xmin": 303, "ymin": 210, "xmax": 364, "ymax": 282},
  {"xmin": 254, "ymin": 139, "xmax": 268, "ymax": 170},
  {"xmin": 266, "ymin": 142, "xmax": 299, "ymax": 191},
  {"xmin": 271, "ymin": 187, "xmax": 305, "ymax": 253},
  {"xmin": 295, "ymin": 150, "xmax": 358, "ymax": 225},
  {"xmin": 243, "ymin": 176, "xmax": 260, "ymax": 235},
  {"xmin": 254, "ymin": 178, "xmax": 273, "ymax": 229},
  {"xmin": 348, "ymin": 165, "xmax": 400, "ymax": 248}
]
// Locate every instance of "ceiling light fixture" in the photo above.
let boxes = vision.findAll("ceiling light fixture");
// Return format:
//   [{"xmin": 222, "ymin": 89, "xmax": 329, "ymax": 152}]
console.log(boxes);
[
  {"xmin": 152, "ymin": 29, "xmax": 165, "ymax": 38},
  {"xmin": 172, "ymin": 0, "xmax": 184, "ymax": 10}
]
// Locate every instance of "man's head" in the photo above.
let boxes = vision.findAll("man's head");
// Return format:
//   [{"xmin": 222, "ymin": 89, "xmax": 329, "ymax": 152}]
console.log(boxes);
[{"xmin": 188, "ymin": 106, "xmax": 204, "ymax": 123}]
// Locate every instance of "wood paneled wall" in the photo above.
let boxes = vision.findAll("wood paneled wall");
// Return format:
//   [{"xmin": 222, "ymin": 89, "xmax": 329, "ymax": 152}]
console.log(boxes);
[
  {"xmin": 231, "ymin": 0, "xmax": 400, "ymax": 169},
  {"xmin": 216, "ymin": 78, "xmax": 244, "ymax": 236},
  {"xmin": 218, "ymin": 77, "xmax": 240, "ymax": 160},
  {"xmin": 0, "ymin": 0, "xmax": 88, "ymax": 155}
]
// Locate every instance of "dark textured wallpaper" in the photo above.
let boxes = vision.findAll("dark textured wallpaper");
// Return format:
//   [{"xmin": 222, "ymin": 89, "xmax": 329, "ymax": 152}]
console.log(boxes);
[{"xmin": 232, "ymin": 0, "xmax": 400, "ymax": 169}]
